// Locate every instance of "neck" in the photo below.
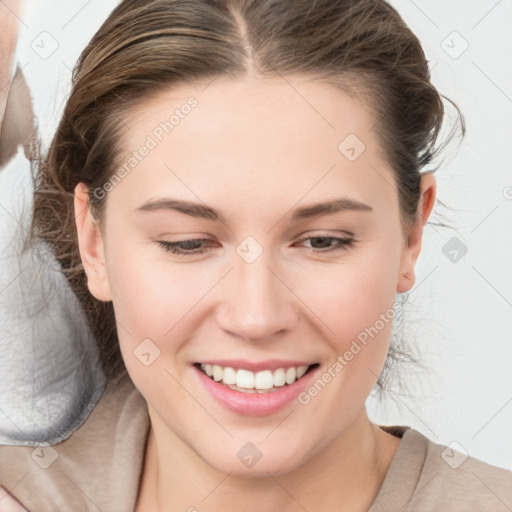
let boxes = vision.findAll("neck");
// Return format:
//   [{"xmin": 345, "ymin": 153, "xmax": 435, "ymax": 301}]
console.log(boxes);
[{"xmin": 136, "ymin": 406, "xmax": 401, "ymax": 512}]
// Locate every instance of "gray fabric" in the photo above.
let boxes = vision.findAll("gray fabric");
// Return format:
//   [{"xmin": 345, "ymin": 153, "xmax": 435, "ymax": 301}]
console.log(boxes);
[{"xmin": 0, "ymin": 146, "xmax": 106, "ymax": 446}]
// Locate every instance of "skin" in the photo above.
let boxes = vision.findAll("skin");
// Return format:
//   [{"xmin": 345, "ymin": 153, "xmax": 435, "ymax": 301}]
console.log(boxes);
[
  {"xmin": 0, "ymin": 0, "xmax": 36, "ymax": 168},
  {"xmin": 0, "ymin": 0, "xmax": 21, "ymax": 127},
  {"xmin": 74, "ymin": 75, "xmax": 436, "ymax": 511}
]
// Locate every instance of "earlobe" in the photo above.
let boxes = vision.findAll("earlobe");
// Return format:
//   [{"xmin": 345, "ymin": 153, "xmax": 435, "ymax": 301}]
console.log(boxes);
[
  {"xmin": 73, "ymin": 182, "xmax": 113, "ymax": 302},
  {"xmin": 396, "ymin": 172, "xmax": 437, "ymax": 293}
]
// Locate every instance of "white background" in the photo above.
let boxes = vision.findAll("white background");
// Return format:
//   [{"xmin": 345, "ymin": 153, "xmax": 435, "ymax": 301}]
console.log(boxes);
[{"xmin": 8, "ymin": 0, "xmax": 512, "ymax": 470}]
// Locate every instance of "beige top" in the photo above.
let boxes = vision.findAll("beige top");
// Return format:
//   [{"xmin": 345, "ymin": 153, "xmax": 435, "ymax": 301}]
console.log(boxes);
[{"xmin": 1, "ymin": 374, "xmax": 511, "ymax": 511}]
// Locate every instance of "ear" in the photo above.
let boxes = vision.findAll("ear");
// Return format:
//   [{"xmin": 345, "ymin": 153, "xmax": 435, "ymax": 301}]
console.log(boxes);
[
  {"xmin": 396, "ymin": 172, "xmax": 436, "ymax": 293},
  {"xmin": 74, "ymin": 182, "xmax": 113, "ymax": 302}
]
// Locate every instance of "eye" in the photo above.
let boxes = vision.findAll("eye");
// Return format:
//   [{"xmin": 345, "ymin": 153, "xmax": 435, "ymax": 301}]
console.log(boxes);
[
  {"xmin": 293, "ymin": 235, "xmax": 355, "ymax": 254},
  {"xmin": 157, "ymin": 238, "xmax": 215, "ymax": 256},
  {"xmin": 157, "ymin": 234, "xmax": 355, "ymax": 257}
]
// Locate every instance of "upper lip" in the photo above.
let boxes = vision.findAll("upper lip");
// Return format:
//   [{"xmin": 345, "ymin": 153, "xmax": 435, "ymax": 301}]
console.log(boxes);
[{"xmin": 194, "ymin": 359, "xmax": 318, "ymax": 372}]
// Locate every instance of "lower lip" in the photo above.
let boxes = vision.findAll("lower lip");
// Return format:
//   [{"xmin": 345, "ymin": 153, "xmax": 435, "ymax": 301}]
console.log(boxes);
[{"xmin": 193, "ymin": 364, "xmax": 320, "ymax": 416}]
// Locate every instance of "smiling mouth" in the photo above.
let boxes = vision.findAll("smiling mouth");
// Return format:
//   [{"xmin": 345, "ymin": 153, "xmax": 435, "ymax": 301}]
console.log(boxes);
[{"xmin": 193, "ymin": 362, "xmax": 320, "ymax": 393}]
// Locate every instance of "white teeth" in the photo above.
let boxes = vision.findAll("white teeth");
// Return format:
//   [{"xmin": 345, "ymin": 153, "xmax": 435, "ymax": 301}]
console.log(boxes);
[
  {"xmin": 236, "ymin": 369, "xmax": 254, "ymax": 389},
  {"xmin": 254, "ymin": 370, "xmax": 273, "ymax": 390},
  {"xmin": 273, "ymin": 368, "xmax": 286, "ymax": 387},
  {"xmin": 212, "ymin": 365, "xmax": 223, "ymax": 382},
  {"xmin": 296, "ymin": 366, "xmax": 308, "ymax": 379},
  {"xmin": 285, "ymin": 367, "xmax": 296, "ymax": 384},
  {"xmin": 222, "ymin": 366, "xmax": 237, "ymax": 385},
  {"xmin": 199, "ymin": 363, "xmax": 312, "ymax": 390}
]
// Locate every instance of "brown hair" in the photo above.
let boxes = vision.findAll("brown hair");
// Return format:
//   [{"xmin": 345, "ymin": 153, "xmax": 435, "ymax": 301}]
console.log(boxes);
[{"xmin": 27, "ymin": 0, "xmax": 464, "ymax": 390}]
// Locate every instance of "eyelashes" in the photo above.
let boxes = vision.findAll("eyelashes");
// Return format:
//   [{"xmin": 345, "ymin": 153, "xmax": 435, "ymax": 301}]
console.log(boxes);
[
  {"xmin": 158, "ymin": 238, "xmax": 214, "ymax": 255},
  {"xmin": 157, "ymin": 235, "xmax": 355, "ymax": 257},
  {"xmin": 296, "ymin": 235, "xmax": 355, "ymax": 253}
]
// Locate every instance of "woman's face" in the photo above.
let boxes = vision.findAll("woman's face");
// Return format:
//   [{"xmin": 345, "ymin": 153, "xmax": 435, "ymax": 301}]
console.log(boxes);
[{"xmin": 75, "ymin": 76, "xmax": 434, "ymax": 476}]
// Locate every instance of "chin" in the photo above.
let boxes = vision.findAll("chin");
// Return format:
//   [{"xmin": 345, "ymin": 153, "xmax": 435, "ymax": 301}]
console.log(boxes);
[{"xmin": 201, "ymin": 446, "xmax": 306, "ymax": 478}]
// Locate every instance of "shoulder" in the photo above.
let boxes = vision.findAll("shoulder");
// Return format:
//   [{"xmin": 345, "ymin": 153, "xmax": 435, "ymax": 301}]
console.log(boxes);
[
  {"xmin": 416, "ymin": 429, "xmax": 512, "ymax": 510},
  {"xmin": 0, "ymin": 374, "xmax": 150, "ymax": 512},
  {"xmin": 371, "ymin": 425, "xmax": 512, "ymax": 512}
]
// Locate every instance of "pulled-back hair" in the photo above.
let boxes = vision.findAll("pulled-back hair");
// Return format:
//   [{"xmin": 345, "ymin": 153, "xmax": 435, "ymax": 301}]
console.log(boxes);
[{"xmin": 27, "ymin": 0, "xmax": 464, "ymax": 390}]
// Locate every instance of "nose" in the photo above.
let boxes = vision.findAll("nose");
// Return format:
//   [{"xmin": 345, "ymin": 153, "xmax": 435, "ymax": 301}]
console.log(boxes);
[{"xmin": 215, "ymin": 250, "xmax": 297, "ymax": 342}]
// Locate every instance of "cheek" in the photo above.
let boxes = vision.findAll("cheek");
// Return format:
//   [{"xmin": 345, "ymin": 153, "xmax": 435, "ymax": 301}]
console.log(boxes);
[
  {"xmin": 303, "ymin": 238, "xmax": 401, "ymax": 398},
  {"xmin": 105, "ymin": 244, "xmax": 192, "ymax": 393},
  {"xmin": 104, "ymin": 238, "xmax": 221, "ymax": 383},
  {"xmin": 104, "ymin": 242, "xmax": 176, "ymax": 372},
  {"xmin": 106, "ymin": 239, "xmax": 196, "ymax": 333},
  {"xmin": 311, "ymin": 243, "xmax": 400, "ymax": 341}
]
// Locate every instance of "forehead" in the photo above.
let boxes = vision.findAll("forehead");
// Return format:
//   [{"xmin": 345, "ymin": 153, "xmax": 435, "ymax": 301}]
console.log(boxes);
[
  {"xmin": 122, "ymin": 75, "xmax": 376, "ymax": 148},
  {"xmin": 110, "ymin": 76, "xmax": 396, "ymax": 219}
]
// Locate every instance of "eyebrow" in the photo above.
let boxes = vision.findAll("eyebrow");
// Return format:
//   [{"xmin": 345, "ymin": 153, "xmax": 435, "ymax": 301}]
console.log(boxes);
[{"xmin": 135, "ymin": 196, "xmax": 373, "ymax": 222}]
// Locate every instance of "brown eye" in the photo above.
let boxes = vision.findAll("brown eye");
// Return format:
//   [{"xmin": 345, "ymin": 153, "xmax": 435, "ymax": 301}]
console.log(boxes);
[
  {"xmin": 295, "ymin": 236, "xmax": 355, "ymax": 253},
  {"xmin": 158, "ymin": 239, "xmax": 214, "ymax": 256}
]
